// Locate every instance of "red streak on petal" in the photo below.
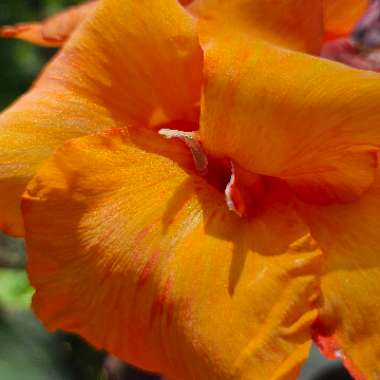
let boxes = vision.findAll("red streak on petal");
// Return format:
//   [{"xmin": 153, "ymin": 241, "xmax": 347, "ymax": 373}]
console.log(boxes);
[
  {"xmin": 40, "ymin": 34, "xmax": 67, "ymax": 44},
  {"xmin": 136, "ymin": 250, "xmax": 161, "ymax": 290},
  {"xmin": 312, "ymin": 318, "xmax": 366, "ymax": 380},
  {"xmin": 150, "ymin": 276, "xmax": 173, "ymax": 327},
  {"xmin": 135, "ymin": 226, "xmax": 152, "ymax": 244},
  {"xmin": 131, "ymin": 225, "xmax": 154, "ymax": 261},
  {"xmin": 0, "ymin": 24, "xmax": 32, "ymax": 38}
]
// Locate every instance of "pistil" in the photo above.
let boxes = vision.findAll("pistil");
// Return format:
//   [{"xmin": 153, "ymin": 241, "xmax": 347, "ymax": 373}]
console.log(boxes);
[{"xmin": 159, "ymin": 128, "xmax": 208, "ymax": 175}]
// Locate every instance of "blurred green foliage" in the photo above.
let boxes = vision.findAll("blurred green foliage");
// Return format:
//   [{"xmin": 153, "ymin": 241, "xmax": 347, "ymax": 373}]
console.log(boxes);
[
  {"xmin": 0, "ymin": 269, "xmax": 33, "ymax": 308},
  {"xmin": 0, "ymin": 0, "xmax": 81, "ymax": 110}
]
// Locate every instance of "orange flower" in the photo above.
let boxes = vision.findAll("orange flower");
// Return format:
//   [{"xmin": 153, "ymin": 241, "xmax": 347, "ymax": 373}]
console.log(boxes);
[{"xmin": 2, "ymin": 1, "xmax": 380, "ymax": 379}]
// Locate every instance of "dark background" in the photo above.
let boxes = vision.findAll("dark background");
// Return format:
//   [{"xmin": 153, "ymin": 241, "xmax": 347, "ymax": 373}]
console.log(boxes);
[{"xmin": 0, "ymin": 1, "xmax": 353, "ymax": 379}]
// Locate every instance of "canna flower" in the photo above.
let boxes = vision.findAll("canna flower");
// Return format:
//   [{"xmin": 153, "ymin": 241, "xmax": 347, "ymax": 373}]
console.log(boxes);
[{"xmin": 2, "ymin": 0, "xmax": 380, "ymax": 379}]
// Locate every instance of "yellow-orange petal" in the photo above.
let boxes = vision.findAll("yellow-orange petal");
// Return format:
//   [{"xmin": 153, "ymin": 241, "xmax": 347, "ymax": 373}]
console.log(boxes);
[
  {"xmin": 0, "ymin": 0, "xmax": 202, "ymax": 236},
  {"xmin": 323, "ymin": 0, "xmax": 368, "ymax": 41},
  {"xmin": 199, "ymin": 32, "xmax": 380, "ymax": 206},
  {"xmin": 0, "ymin": 86, "xmax": 113, "ymax": 237},
  {"xmin": 68, "ymin": 0, "xmax": 203, "ymax": 126},
  {"xmin": 297, "ymin": 166, "xmax": 380, "ymax": 379},
  {"xmin": 23, "ymin": 128, "xmax": 322, "ymax": 380},
  {"xmin": 0, "ymin": 1, "xmax": 97, "ymax": 47},
  {"xmin": 191, "ymin": 0, "xmax": 324, "ymax": 54}
]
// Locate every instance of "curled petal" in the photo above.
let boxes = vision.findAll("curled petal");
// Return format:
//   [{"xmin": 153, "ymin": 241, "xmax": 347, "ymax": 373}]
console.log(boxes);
[
  {"xmin": 0, "ymin": 0, "xmax": 202, "ymax": 236},
  {"xmin": 23, "ymin": 129, "xmax": 322, "ymax": 380},
  {"xmin": 199, "ymin": 31, "xmax": 380, "ymax": 206},
  {"xmin": 0, "ymin": 87, "xmax": 111, "ymax": 236},
  {"xmin": 0, "ymin": 1, "xmax": 97, "ymax": 47},
  {"xmin": 298, "ymin": 166, "xmax": 380, "ymax": 379}
]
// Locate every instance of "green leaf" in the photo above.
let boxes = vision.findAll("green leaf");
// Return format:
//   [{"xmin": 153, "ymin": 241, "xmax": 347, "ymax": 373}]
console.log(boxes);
[
  {"xmin": 0, "ymin": 311, "xmax": 75, "ymax": 380},
  {"xmin": 0, "ymin": 269, "xmax": 33, "ymax": 309}
]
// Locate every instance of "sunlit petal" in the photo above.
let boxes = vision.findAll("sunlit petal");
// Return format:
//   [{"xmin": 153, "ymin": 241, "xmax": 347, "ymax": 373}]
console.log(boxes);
[
  {"xmin": 0, "ymin": 0, "xmax": 202, "ymax": 236},
  {"xmin": 23, "ymin": 129, "xmax": 322, "ymax": 380}
]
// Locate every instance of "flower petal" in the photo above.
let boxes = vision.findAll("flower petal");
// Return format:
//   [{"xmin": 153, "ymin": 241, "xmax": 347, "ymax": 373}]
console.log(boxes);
[
  {"xmin": 23, "ymin": 128, "xmax": 322, "ymax": 380},
  {"xmin": 199, "ymin": 32, "xmax": 380, "ymax": 205},
  {"xmin": 0, "ymin": 1, "xmax": 97, "ymax": 47},
  {"xmin": 323, "ymin": 0, "xmax": 368, "ymax": 40},
  {"xmin": 191, "ymin": 0, "xmax": 324, "ymax": 53},
  {"xmin": 0, "ymin": 0, "xmax": 202, "ymax": 236},
  {"xmin": 0, "ymin": 86, "xmax": 113, "ymax": 236},
  {"xmin": 61, "ymin": 0, "xmax": 202, "ymax": 127},
  {"xmin": 298, "ymin": 166, "xmax": 380, "ymax": 379}
]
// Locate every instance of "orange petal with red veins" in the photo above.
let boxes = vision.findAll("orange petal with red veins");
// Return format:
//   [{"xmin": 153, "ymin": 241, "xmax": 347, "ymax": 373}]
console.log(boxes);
[
  {"xmin": 298, "ymin": 166, "xmax": 380, "ymax": 379},
  {"xmin": 323, "ymin": 0, "xmax": 368, "ymax": 40},
  {"xmin": 199, "ymin": 30, "xmax": 380, "ymax": 206},
  {"xmin": 0, "ymin": 0, "xmax": 202, "ymax": 236},
  {"xmin": 23, "ymin": 128, "xmax": 322, "ymax": 380},
  {"xmin": 191, "ymin": 0, "xmax": 324, "ymax": 53},
  {"xmin": 0, "ymin": 1, "xmax": 97, "ymax": 47}
]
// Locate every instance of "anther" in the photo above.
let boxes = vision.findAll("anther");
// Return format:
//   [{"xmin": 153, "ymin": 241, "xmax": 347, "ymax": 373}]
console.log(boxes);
[{"xmin": 158, "ymin": 128, "xmax": 208, "ymax": 175}]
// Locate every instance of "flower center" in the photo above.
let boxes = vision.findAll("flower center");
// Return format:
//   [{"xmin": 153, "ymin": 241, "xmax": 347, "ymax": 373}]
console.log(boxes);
[
  {"xmin": 158, "ymin": 128, "xmax": 208, "ymax": 175},
  {"xmin": 159, "ymin": 127, "xmax": 280, "ymax": 218}
]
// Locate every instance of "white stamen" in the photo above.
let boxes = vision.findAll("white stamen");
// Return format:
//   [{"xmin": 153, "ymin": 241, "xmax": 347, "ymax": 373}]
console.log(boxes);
[
  {"xmin": 225, "ymin": 161, "xmax": 242, "ymax": 217},
  {"xmin": 158, "ymin": 128, "xmax": 208, "ymax": 175}
]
